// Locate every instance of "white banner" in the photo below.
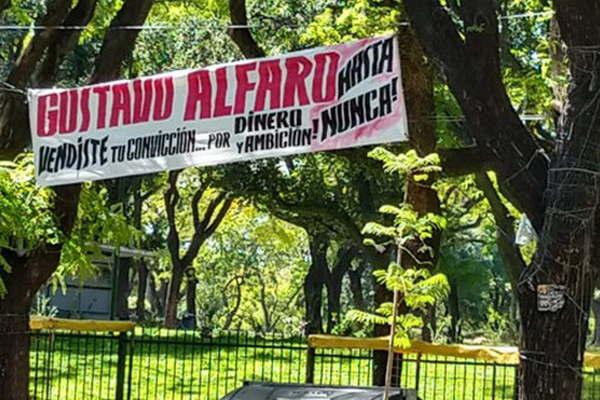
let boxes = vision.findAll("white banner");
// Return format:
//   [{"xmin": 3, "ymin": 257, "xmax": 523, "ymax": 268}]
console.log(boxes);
[{"xmin": 29, "ymin": 35, "xmax": 408, "ymax": 186}]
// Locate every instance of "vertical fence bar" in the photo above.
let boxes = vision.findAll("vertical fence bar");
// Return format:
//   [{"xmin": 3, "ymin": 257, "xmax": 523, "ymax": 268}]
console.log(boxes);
[
  {"xmin": 513, "ymin": 365, "xmax": 519, "ymax": 400},
  {"xmin": 415, "ymin": 353, "xmax": 422, "ymax": 394},
  {"xmin": 126, "ymin": 331, "xmax": 134, "ymax": 400},
  {"xmin": 115, "ymin": 332, "xmax": 127, "ymax": 400},
  {"xmin": 305, "ymin": 346, "xmax": 315, "ymax": 384},
  {"xmin": 31, "ymin": 331, "xmax": 41, "ymax": 400},
  {"xmin": 492, "ymin": 363, "xmax": 497, "ymax": 400},
  {"xmin": 44, "ymin": 332, "xmax": 55, "ymax": 400}
]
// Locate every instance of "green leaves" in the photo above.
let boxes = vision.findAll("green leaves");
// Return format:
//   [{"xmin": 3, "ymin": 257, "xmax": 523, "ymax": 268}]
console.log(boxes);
[
  {"xmin": 368, "ymin": 148, "xmax": 442, "ymax": 181},
  {"xmin": 347, "ymin": 148, "xmax": 448, "ymax": 347},
  {"xmin": 347, "ymin": 263, "xmax": 449, "ymax": 348},
  {"xmin": 0, "ymin": 154, "xmax": 140, "ymax": 297},
  {"xmin": 0, "ymin": 154, "xmax": 58, "ymax": 297},
  {"xmin": 362, "ymin": 202, "xmax": 446, "ymax": 259}
]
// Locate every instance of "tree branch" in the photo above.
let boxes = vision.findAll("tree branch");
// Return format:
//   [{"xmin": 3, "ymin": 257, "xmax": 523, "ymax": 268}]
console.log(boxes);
[
  {"xmin": 403, "ymin": 0, "xmax": 466, "ymax": 80},
  {"xmin": 474, "ymin": 172, "xmax": 526, "ymax": 289},
  {"xmin": 439, "ymin": 146, "xmax": 494, "ymax": 176},
  {"xmin": 6, "ymin": 0, "xmax": 71, "ymax": 87},
  {"xmin": 190, "ymin": 186, "xmax": 207, "ymax": 229},
  {"xmin": 404, "ymin": 0, "xmax": 548, "ymax": 231},
  {"xmin": 228, "ymin": 0, "xmax": 265, "ymax": 58},
  {"xmin": 205, "ymin": 196, "xmax": 233, "ymax": 237},
  {"xmin": 35, "ymin": 0, "xmax": 99, "ymax": 86},
  {"xmin": 183, "ymin": 193, "xmax": 232, "ymax": 267},
  {"xmin": 91, "ymin": 0, "xmax": 154, "ymax": 83},
  {"xmin": 164, "ymin": 171, "xmax": 181, "ymax": 263},
  {"xmin": 197, "ymin": 191, "xmax": 226, "ymax": 233}
]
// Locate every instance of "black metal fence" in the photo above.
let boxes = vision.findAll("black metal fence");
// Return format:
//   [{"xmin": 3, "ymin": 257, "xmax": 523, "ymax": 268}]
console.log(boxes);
[{"xmin": 29, "ymin": 329, "xmax": 600, "ymax": 400}]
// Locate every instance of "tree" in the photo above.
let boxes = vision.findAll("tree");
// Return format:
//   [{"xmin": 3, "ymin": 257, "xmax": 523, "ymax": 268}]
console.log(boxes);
[
  {"xmin": 0, "ymin": 0, "xmax": 155, "ymax": 397},
  {"xmin": 403, "ymin": 0, "xmax": 600, "ymax": 398},
  {"xmin": 188, "ymin": 204, "xmax": 308, "ymax": 334},
  {"xmin": 162, "ymin": 169, "xmax": 232, "ymax": 328}
]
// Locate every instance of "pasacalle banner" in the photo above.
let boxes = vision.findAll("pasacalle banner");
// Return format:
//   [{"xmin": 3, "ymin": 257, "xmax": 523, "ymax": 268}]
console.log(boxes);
[{"xmin": 28, "ymin": 35, "xmax": 408, "ymax": 186}]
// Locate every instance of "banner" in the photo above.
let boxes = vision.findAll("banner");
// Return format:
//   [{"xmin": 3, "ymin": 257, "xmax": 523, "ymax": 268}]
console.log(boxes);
[{"xmin": 28, "ymin": 35, "xmax": 408, "ymax": 186}]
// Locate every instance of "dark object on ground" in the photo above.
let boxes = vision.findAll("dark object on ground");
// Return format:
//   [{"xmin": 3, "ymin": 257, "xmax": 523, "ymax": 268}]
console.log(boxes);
[{"xmin": 220, "ymin": 382, "xmax": 419, "ymax": 399}]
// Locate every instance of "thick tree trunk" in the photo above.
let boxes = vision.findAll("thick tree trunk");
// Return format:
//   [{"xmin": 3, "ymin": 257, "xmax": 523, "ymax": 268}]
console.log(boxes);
[
  {"xmin": 0, "ymin": 185, "xmax": 80, "ymax": 399},
  {"xmin": 519, "ymin": 279, "xmax": 591, "ymax": 399},
  {"xmin": 0, "ymin": 313, "xmax": 30, "ymax": 400},
  {"xmin": 164, "ymin": 264, "xmax": 185, "ymax": 328},
  {"xmin": 0, "ymin": 257, "xmax": 33, "ymax": 400},
  {"xmin": 517, "ymin": 12, "xmax": 600, "ymax": 396},
  {"xmin": 303, "ymin": 232, "xmax": 329, "ymax": 335},
  {"xmin": 186, "ymin": 275, "xmax": 197, "ymax": 317}
]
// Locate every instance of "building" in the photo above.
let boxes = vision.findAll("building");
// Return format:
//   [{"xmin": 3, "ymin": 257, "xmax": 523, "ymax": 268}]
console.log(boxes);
[{"xmin": 40, "ymin": 245, "xmax": 154, "ymax": 320}]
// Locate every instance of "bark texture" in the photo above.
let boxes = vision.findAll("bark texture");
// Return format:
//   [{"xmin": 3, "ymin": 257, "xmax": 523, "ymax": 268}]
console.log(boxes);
[{"xmin": 403, "ymin": 1, "xmax": 600, "ymax": 398}]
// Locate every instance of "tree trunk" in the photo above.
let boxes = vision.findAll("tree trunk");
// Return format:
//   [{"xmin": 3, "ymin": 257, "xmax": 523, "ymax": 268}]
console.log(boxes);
[
  {"xmin": 448, "ymin": 283, "xmax": 461, "ymax": 343},
  {"xmin": 519, "ymin": 279, "xmax": 591, "ymax": 400},
  {"xmin": 303, "ymin": 232, "xmax": 329, "ymax": 335},
  {"xmin": 325, "ymin": 244, "xmax": 355, "ymax": 333},
  {"xmin": 136, "ymin": 261, "xmax": 148, "ymax": 321},
  {"xmin": 115, "ymin": 256, "xmax": 131, "ymax": 320},
  {"xmin": 517, "ymin": 11, "xmax": 600, "ymax": 395},
  {"xmin": 423, "ymin": 304, "xmax": 436, "ymax": 342},
  {"xmin": 148, "ymin": 274, "xmax": 166, "ymax": 317},
  {"xmin": 348, "ymin": 266, "xmax": 365, "ymax": 310},
  {"xmin": 370, "ymin": 248, "xmax": 399, "ymax": 387},
  {"xmin": 592, "ymin": 299, "xmax": 600, "ymax": 346},
  {"xmin": 186, "ymin": 275, "xmax": 197, "ymax": 317},
  {"xmin": 0, "ymin": 313, "xmax": 30, "ymax": 400},
  {"xmin": 0, "ymin": 259, "xmax": 33, "ymax": 400},
  {"xmin": 222, "ymin": 277, "xmax": 243, "ymax": 331},
  {"xmin": 325, "ymin": 277, "xmax": 343, "ymax": 334},
  {"xmin": 0, "ymin": 185, "xmax": 80, "ymax": 399},
  {"xmin": 164, "ymin": 264, "xmax": 185, "ymax": 328}
]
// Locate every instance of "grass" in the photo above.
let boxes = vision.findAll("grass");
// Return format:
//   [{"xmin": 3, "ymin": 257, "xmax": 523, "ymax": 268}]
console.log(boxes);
[{"xmin": 27, "ymin": 329, "xmax": 600, "ymax": 400}]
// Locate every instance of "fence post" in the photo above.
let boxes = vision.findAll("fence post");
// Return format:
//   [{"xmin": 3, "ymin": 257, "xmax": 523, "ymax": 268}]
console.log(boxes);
[
  {"xmin": 491, "ymin": 364, "xmax": 497, "ymax": 400},
  {"xmin": 126, "ymin": 331, "xmax": 135, "ymax": 400},
  {"xmin": 513, "ymin": 365, "xmax": 519, "ymax": 400},
  {"xmin": 415, "ymin": 353, "xmax": 422, "ymax": 393},
  {"xmin": 115, "ymin": 332, "xmax": 127, "ymax": 400},
  {"xmin": 305, "ymin": 346, "xmax": 315, "ymax": 384}
]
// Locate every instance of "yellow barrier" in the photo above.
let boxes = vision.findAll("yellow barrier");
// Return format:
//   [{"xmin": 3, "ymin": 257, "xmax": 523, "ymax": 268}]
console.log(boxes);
[
  {"xmin": 29, "ymin": 316, "xmax": 135, "ymax": 332},
  {"xmin": 308, "ymin": 335, "xmax": 600, "ymax": 369}
]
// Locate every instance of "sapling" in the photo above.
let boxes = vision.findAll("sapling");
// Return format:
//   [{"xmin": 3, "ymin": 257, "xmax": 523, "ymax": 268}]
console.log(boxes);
[{"xmin": 347, "ymin": 148, "xmax": 449, "ymax": 399}]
